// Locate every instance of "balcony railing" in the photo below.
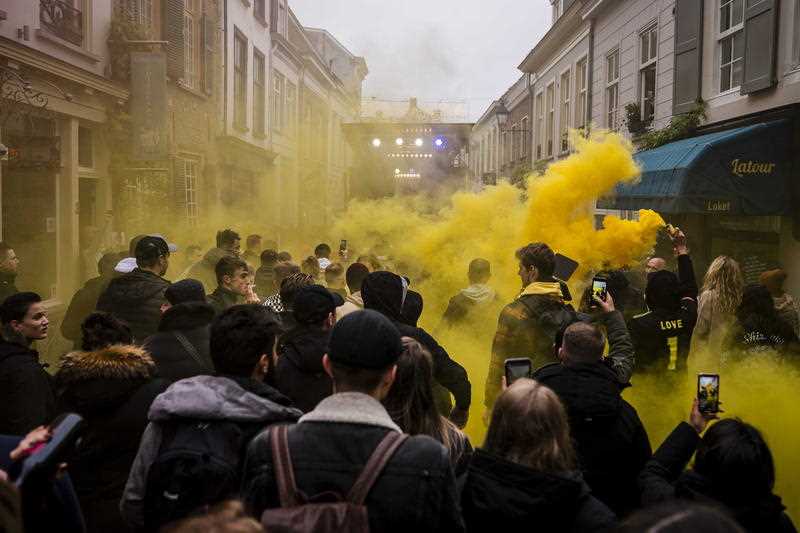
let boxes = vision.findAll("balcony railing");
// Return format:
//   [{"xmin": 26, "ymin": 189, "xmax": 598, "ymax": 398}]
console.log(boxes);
[{"xmin": 40, "ymin": 0, "xmax": 83, "ymax": 47}]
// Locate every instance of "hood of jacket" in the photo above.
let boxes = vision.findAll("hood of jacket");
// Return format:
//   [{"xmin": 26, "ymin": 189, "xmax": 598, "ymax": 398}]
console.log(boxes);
[
  {"xmin": 362, "ymin": 271, "xmax": 407, "ymax": 322},
  {"xmin": 462, "ymin": 449, "xmax": 591, "ymax": 523},
  {"xmin": 0, "ymin": 340, "xmax": 38, "ymax": 365},
  {"xmin": 519, "ymin": 281, "xmax": 564, "ymax": 300},
  {"xmin": 461, "ymin": 283, "xmax": 496, "ymax": 304},
  {"xmin": 114, "ymin": 257, "xmax": 137, "ymax": 274},
  {"xmin": 56, "ymin": 344, "xmax": 156, "ymax": 414},
  {"xmin": 159, "ymin": 302, "xmax": 215, "ymax": 332},
  {"xmin": 534, "ymin": 362, "xmax": 623, "ymax": 422},
  {"xmin": 279, "ymin": 326, "xmax": 330, "ymax": 374},
  {"xmin": 103, "ymin": 269, "xmax": 169, "ymax": 306},
  {"xmin": 676, "ymin": 470, "xmax": 790, "ymax": 532},
  {"xmin": 148, "ymin": 374, "xmax": 302, "ymax": 423}
]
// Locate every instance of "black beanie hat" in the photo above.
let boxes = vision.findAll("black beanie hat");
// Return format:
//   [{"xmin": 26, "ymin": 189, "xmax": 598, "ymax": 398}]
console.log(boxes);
[
  {"xmin": 646, "ymin": 270, "xmax": 681, "ymax": 311},
  {"xmin": 165, "ymin": 279, "xmax": 206, "ymax": 305},
  {"xmin": 361, "ymin": 271, "xmax": 407, "ymax": 322},
  {"xmin": 328, "ymin": 310, "xmax": 402, "ymax": 370}
]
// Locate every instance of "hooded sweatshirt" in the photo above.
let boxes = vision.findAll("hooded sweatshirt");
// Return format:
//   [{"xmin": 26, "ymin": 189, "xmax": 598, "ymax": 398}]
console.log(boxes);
[
  {"xmin": 274, "ymin": 325, "xmax": 333, "ymax": 413},
  {"xmin": 120, "ymin": 375, "xmax": 302, "ymax": 529},
  {"xmin": 441, "ymin": 284, "xmax": 497, "ymax": 326}
]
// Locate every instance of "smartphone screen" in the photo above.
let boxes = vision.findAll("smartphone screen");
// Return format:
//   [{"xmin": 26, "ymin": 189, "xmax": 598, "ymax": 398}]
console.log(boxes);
[
  {"xmin": 590, "ymin": 278, "xmax": 608, "ymax": 307},
  {"xmin": 504, "ymin": 358, "xmax": 533, "ymax": 386},
  {"xmin": 697, "ymin": 374, "xmax": 720, "ymax": 413}
]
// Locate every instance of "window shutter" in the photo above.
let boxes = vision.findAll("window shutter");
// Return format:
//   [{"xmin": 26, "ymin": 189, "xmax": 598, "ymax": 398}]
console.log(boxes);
[
  {"xmin": 672, "ymin": 0, "xmax": 703, "ymax": 114},
  {"xmin": 173, "ymin": 158, "xmax": 187, "ymax": 215},
  {"xmin": 741, "ymin": 0, "xmax": 778, "ymax": 94},
  {"xmin": 164, "ymin": 0, "xmax": 185, "ymax": 80},
  {"xmin": 202, "ymin": 14, "xmax": 214, "ymax": 95}
]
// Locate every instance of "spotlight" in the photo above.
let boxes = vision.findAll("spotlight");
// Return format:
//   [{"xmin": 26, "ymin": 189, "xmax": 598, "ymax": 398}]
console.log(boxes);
[
  {"xmin": 415, "ymin": 138, "xmax": 423, "ymax": 147},
  {"xmin": 394, "ymin": 168, "xmax": 400, "ymax": 174},
  {"xmin": 372, "ymin": 138, "xmax": 381, "ymax": 147},
  {"xmin": 395, "ymin": 137, "xmax": 404, "ymax": 146}
]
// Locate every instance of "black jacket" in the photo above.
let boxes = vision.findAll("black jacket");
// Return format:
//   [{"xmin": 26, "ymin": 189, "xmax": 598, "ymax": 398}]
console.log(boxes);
[
  {"xmin": 534, "ymin": 361, "xmax": 651, "ymax": 516},
  {"xmin": 0, "ymin": 341, "xmax": 56, "ymax": 435},
  {"xmin": 243, "ymin": 393, "xmax": 465, "ymax": 533},
  {"xmin": 274, "ymin": 325, "xmax": 332, "ymax": 413},
  {"xmin": 55, "ymin": 345, "xmax": 168, "ymax": 533},
  {"xmin": 459, "ymin": 449, "xmax": 616, "ymax": 532},
  {"xmin": 142, "ymin": 302, "xmax": 215, "ymax": 381},
  {"xmin": 96, "ymin": 268, "xmax": 170, "ymax": 343},
  {"xmin": 640, "ymin": 422, "xmax": 796, "ymax": 533},
  {"xmin": 61, "ymin": 275, "xmax": 113, "ymax": 345},
  {"xmin": 207, "ymin": 286, "xmax": 244, "ymax": 315},
  {"xmin": 0, "ymin": 272, "xmax": 18, "ymax": 304}
]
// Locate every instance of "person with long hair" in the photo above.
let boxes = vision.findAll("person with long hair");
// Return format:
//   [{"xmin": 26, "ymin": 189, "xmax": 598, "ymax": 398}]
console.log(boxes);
[
  {"xmin": 460, "ymin": 379, "xmax": 616, "ymax": 532},
  {"xmin": 722, "ymin": 284, "xmax": 800, "ymax": 363},
  {"xmin": 383, "ymin": 338, "xmax": 472, "ymax": 475},
  {"xmin": 691, "ymin": 256, "xmax": 743, "ymax": 373}
]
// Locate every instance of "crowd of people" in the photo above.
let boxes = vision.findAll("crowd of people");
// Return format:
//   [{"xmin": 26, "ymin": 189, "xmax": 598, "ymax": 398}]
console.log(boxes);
[{"xmin": 0, "ymin": 225, "xmax": 796, "ymax": 532}]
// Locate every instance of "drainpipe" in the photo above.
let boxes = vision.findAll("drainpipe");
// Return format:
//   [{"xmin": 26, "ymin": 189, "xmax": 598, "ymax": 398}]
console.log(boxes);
[
  {"xmin": 222, "ymin": 0, "xmax": 228, "ymax": 137},
  {"xmin": 586, "ymin": 18, "xmax": 595, "ymax": 132}
]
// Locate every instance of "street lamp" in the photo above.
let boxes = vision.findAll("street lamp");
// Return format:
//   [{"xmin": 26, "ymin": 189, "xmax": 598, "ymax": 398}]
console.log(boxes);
[
  {"xmin": 371, "ymin": 138, "xmax": 381, "ymax": 147},
  {"xmin": 494, "ymin": 101, "xmax": 510, "ymax": 129}
]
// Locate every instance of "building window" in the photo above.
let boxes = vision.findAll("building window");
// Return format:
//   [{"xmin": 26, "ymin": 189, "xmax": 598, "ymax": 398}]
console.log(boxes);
[
  {"xmin": 520, "ymin": 116, "xmax": 529, "ymax": 157},
  {"xmin": 183, "ymin": 0, "xmax": 201, "ymax": 89},
  {"xmin": 535, "ymin": 92, "xmax": 544, "ymax": 159},
  {"xmin": 253, "ymin": 50, "xmax": 266, "ymax": 136},
  {"xmin": 639, "ymin": 24, "xmax": 658, "ymax": 123},
  {"xmin": 278, "ymin": 1, "xmax": 287, "ymax": 36},
  {"xmin": 606, "ymin": 49, "xmax": 620, "ymax": 130},
  {"xmin": 560, "ymin": 70, "xmax": 571, "ymax": 153},
  {"xmin": 272, "ymin": 70, "xmax": 284, "ymax": 132},
  {"xmin": 233, "ymin": 31, "xmax": 247, "ymax": 128},
  {"xmin": 545, "ymin": 82, "xmax": 555, "ymax": 157},
  {"xmin": 184, "ymin": 158, "xmax": 199, "ymax": 226},
  {"xmin": 285, "ymin": 81, "xmax": 296, "ymax": 135},
  {"xmin": 254, "ymin": 0, "xmax": 266, "ymax": 23},
  {"xmin": 78, "ymin": 126, "xmax": 93, "ymax": 168},
  {"xmin": 718, "ymin": 0, "xmax": 744, "ymax": 92},
  {"xmin": 575, "ymin": 57, "xmax": 588, "ymax": 130},
  {"xmin": 552, "ymin": 0, "xmax": 563, "ymax": 24}
]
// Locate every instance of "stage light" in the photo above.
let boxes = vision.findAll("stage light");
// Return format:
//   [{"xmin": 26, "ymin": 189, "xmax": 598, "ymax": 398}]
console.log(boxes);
[
  {"xmin": 415, "ymin": 138, "xmax": 423, "ymax": 147},
  {"xmin": 395, "ymin": 137, "xmax": 404, "ymax": 146},
  {"xmin": 394, "ymin": 168, "xmax": 400, "ymax": 174}
]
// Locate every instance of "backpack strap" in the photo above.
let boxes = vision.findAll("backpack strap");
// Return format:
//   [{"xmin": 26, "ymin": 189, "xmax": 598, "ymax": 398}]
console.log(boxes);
[
  {"xmin": 347, "ymin": 431, "xmax": 408, "ymax": 505},
  {"xmin": 173, "ymin": 331, "xmax": 212, "ymax": 372},
  {"xmin": 270, "ymin": 425, "xmax": 300, "ymax": 508}
]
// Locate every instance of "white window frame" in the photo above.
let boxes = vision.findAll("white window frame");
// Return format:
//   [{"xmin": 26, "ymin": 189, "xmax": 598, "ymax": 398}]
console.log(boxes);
[
  {"xmin": 233, "ymin": 30, "xmax": 247, "ymax": 128},
  {"xmin": 545, "ymin": 81, "xmax": 555, "ymax": 158},
  {"xmin": 285, "ymin": 81, "xmax": 297, "ymax": 135},
  {"xmin": 253, "ymin": 49, "xmax": 266, "ymax": 136},
  {"xmin": 520, "ymin": 116, "xmax": 529, "ymax": 158},
  {"xmin": 717, "ymin": 0, "xmax": 744, "ymax": 93},
  {"xmin": 575, "ymin": 57, "xmax": 588, "ymax": 130},
  {"xmin": 535, "ymin": 91, "xmax": 544, "ymax": 160},
  {"xmin": 183, "ymin": 0, "xmax": 199, "ymax": 89},
  {"xmin": 559, "ymin": 69, "xmax": 571, "ymax": 154},
  {"xmin": 272, "ymin": 70, "xmax": 284, "ymax": 132},
  {"xmin": 639, "ymin": 23, "xmax": 658, "ymax": 123},
  {"xmin": 183, "ymin": 157, "xmax": 199, "ymax": 226},
  {"xmin": 606, "ymin": 49, "xmax": 620, "ymax": 131}
]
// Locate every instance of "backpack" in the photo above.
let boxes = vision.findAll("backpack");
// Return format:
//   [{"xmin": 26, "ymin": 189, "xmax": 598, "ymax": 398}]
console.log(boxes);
[
  {"xmin": 143, "ymin": 420, "xmax": 247, "ymax": 530},
  {"xmin": 261, "ymin": 425, "xmax": 408, "ymax": 533},
  {"xmin": 518, "ymin": 295, "xmax": 585, "ymax": 368}
]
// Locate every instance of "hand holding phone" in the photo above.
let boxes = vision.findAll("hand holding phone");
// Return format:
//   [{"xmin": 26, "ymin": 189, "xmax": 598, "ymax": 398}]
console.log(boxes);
[
  {"xmin": 589, "ymin": 277, "xmax": 608, "ymax": 309},
  {"xmin": 504, "ymin": 358, "xmax": 533, "ymax": 387},
  {"xmin": 13, "ymin": 414, "xmax": 84, "ymax": 489},
  {"xmin": 697, "ymin": 374, "xmax": 720, "ymax": 414}
]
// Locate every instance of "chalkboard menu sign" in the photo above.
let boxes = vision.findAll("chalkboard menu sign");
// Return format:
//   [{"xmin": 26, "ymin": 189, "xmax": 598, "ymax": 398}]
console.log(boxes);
[{"xmin": 711, "ymin": 233, "xmax": 779, "ymax": 285}]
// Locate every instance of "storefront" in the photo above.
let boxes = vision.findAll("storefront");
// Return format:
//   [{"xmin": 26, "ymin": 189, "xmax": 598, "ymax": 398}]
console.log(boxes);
[{"xmin": 599, "ymin": 118, "xmax": 796, "ymax": 283}]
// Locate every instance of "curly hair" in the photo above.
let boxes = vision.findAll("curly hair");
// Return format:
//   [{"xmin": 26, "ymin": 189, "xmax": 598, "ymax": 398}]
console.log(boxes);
[
  {"xmin": 81, "ymin": 312, "xmax": 133, "ymax": 351},
  {"xmin": 701, "ymin": 256, "xmax": 744, "ymax": 315}
]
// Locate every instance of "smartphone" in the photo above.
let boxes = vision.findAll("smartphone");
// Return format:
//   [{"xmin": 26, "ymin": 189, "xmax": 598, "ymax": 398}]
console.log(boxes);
[
  {"xmin": 14, "ymin": 413, "xmax": 84, "ymax": 489},
  {"xmin": 590, "ymin": 277, "xmax": 608, "ymax": 308},
  {"xmin": 697, "ymin": 374, "xmax": 720, "ymax": 414},
  {"xmin": 339, "ymin": 239, "xmax": 348, "ymax": 253},
  {"xmin": 504, "ymin": 358, "xmax": 533, "ymax": 386},
  {"xmin": 554, "ymin": 253, "xmax": 579, "ymax": 282}
]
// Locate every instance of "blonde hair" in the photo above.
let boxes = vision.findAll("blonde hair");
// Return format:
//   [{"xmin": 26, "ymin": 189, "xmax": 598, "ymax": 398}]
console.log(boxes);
[
  {"xmin": 484, "ymin": 379, "xmax": 575, "ymax": 472},
  {"xmin": 162, "ymin": 501, "xmax": 261, "ymax": 533},
  {"xmin": 701, "ymin": 256, "xmax": 744, "ymax": 315}
]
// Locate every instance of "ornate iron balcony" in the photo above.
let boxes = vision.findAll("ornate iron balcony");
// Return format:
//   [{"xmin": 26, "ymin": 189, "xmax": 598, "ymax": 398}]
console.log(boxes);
[{"xmin": 40, "ymin": 0, "xmax": 83, "ymax": 47}]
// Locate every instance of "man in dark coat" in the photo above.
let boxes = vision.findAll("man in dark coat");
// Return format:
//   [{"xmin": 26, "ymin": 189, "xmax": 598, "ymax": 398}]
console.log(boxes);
[
  {"xmin": 243, "ymin": 310, "xmax": 465, "ymax": 533},
  {"xmin": 441, "ymin": 258, "xmax": 498, "ymax": 327},
  {"xmin": 181, "ymin": 229, "xmax": 240, "ymax": 289},
  {"xmin": 97, "ymin": 236, "xmax": 172, "ymax": 343},
  {"xmin": 0, "ymin": 242, "xmax": 20, "ymax": 303},
  {"xmin": 207, "ymin": 256, "xmax": 252, "ymax": 315},
  {"xmin": 362, "ymin": 271, "xmax": 471, "ymax": 428},
  {"xmin": 274, "ymin": 285, "xmax": 343, "ymax": 412},
  {"xmin": 143, "ymin": 279, "xmax": 215, "ymax": 380},
  {"xmin": 61, "ymin": 252, "xmax": 120, "ymax": 348},
  {"xmin": 534, "ymin": 293, "xmax": 649, "ymax": 516},
  {"xmin": 0, "ymin": 292, "xmax": 55, "ymax": 435},
  {"xmin": 254, "ymin": 249, "xmax": 278, "ymax": 298}
]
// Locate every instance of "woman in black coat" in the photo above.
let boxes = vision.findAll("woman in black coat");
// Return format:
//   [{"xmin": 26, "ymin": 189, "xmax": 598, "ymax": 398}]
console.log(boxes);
[
  {"xmin": 639, "ymin": 400, "xmax": 796, "ymax": 533},
  {"xmin": 56, "ymin": 313, "xmax": 168, "ymax": 533},
  {"xmin": 460, "ymin": 379, "xmax": 615, "ymax": 532}
]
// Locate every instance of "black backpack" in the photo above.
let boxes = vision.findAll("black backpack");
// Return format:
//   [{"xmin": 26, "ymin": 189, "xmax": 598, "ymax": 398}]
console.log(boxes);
[
  {"xmin": 518, "ymin": 295, "xmax": 585, "ymax": 368},
  {"xmin": 143, "ymin": 420, "xmax": 247, "ymax": 530}
]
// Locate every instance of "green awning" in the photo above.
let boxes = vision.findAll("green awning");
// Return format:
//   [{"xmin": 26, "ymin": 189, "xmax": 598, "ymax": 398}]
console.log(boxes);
[{"xmin": 598, "ymin": 120, "xmax": 792, "ymax": 215}]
